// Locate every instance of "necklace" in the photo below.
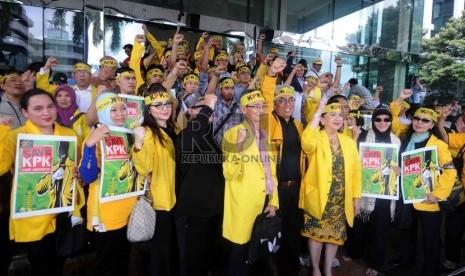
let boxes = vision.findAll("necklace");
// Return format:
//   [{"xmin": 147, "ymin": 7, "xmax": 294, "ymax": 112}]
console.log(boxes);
[{"xmin": 329, "ymin": 136, "xmax": 339, "ymax": 145}]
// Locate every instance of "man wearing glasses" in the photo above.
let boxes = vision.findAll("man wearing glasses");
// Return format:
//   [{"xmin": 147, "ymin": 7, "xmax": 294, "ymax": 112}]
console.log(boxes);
[
  {"xmin": 269, "ymin": 85, "xmax": 305, "ymax": 276},
  {"xmin": 37, "ymin": 57, "xmax": 97, "ymax": 112}
]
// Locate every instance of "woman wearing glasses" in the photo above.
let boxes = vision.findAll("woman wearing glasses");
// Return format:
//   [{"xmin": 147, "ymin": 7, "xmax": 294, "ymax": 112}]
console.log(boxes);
[
  {"xmin": 132, "ymin": 90, "xmax": 178, "ymax": 276},
  {"xmin": 300, "ymin": 98, "xmax": 362, "ymax": 276},
  {"xmin": 393, "ymin": 103, "xmax": 456, "ymax": 276},
  {"xmin": 222, "ymin": 89, "xmax": 279, "ymax": 275},
  {"xmin": 347, "ymin": 106, "xmax": 401, "ymax": 276}
]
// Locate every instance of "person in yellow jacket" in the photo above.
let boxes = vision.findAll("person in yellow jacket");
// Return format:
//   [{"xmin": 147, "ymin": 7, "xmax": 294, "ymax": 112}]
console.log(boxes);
[
  {"xmin": 78, "ymin": 93, "xmax": 136, "ymax": 276},
  {"xmin": 222, "ymin": 89, "xmax": 279, "ymax": 275},
  {"xmin": 0, "ymin": 89, "xmax": 78, "ymax": 275},
  {"xmin": 132, "ymin": 90, "xmax": 178, "ymax": 276},
  {"xmin": 299, "ymin": 99, "xmax": 361, "ymax": 276},
  {"xmin": 36, "ymin": 57, "xmax": 98, "ymax": 113},
  {"xmin": 269, "ymin": 85, "xmax": 306, "ymax": 275},
  {"xmin": 394, "ymin": 106, "xmax": 456, "ymax": 276}
]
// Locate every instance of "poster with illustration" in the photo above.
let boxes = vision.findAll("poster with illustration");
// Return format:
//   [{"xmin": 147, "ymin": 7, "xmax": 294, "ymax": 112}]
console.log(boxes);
[
  {"xmin": 12, "ymin": 134, "xmax": 77, "ymax": 219},
  {"xmin": 360, "ymin": 143, "xmax": 400, "ymax": 200},
  {"xmin": 99, "ymin": 126, "xmax": 145, "ymax": 203},
  {"xmin": 401, "ymin": 146, "xmax": 439, "ymax": 204},
  {"xmin": 119, "ymin": 94, "xmax": 144, "ymax": 129}
]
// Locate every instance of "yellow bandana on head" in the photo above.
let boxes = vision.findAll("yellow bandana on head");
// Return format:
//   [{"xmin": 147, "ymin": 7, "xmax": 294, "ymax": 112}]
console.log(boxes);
[
  {"xmin": 348, "ymin": 110, "xmax": 363, "ymax": 118},
  {"xmin": 96, "ymin": 95, "xmax": 123, "ymax": 111},
  {"xmin": 219, "ymin": 78, "xmax": 234, "ymax": 89},
  {"xmin": 215, "ymin": 53, "xmax": 228, "ymax": 62},
  {"xmin": 269, "ymin": 47, "xmax": 279, "ymax": 55},
  {"xmin": 414, "ymin": 107, "xmax": 438, "ymax": 123},
  {"xmin": 116, "ymin": 71, "xmax": 135, "ymax": 81},
  {"xmin": 183, "ymin": 74, "xmax": 199, "ymax": 85},
  {"xmin": 240, "ymin": 90, "xmax": 265, "ymax": 106},
  {"xmin": 100, "ymin": 59, "xmax": 118, "ymax": 67},
  {"xmin": 73, "ymin": 63, "xmax": 91, "ymax": 73},
  {"xmin": 144, "ymin": 92, "xmax": 170, "ymax": 105},
  {"xmin": 164, "ymin": 50, "xmax": 172, "ymax": 59},
  {"xmin": 349, "ymin": 95, "xmax": 362, "ymax": 102},
  {"xmin": 194, "ymin": 51, "xmax": 203, "ymax": 61},
  {"xmin": 181, "ymin": 39, "xmax": 189, "ymax": 47},
  {"xmin": 146, "ymin": 68, "xmax": 164, "ymax": 79},
  {"xmin": 238, "ymin": 66, "xmax": 250, "ymax": 75},
  {"xmin": 176, "ymin": 47, "xmax": 186, "ymax": 55},
  {"xmin": 1, "ymin": 72, "xmax": 19, "ymax": 84},
  {"xmin": 401, "ymin": 101, "xmax": 410, "ymax": 110},
  {"xmin": 323, "ymin": 103, "xmax": 342, "ymax": 114},
  {"xmin": 274, "ymin": 86, "xmax": 294, "ymax": 100}
]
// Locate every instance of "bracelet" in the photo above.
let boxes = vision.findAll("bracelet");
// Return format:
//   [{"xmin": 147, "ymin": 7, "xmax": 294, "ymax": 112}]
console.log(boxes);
[{"xmin": 336, "ymin": 65, "xmax": 342, "ymax": 67}]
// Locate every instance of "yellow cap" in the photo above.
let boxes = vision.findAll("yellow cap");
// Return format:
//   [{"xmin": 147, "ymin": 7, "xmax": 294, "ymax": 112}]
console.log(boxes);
[{"xmin": 312, "ymin": 57, "xmax": 323, "ymax": 65}]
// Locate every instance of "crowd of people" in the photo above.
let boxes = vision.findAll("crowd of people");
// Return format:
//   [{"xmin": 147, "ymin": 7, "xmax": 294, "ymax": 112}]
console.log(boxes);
[{"xmin": 0, "ymin": 23, "xmax": 464, "ymax": 276}]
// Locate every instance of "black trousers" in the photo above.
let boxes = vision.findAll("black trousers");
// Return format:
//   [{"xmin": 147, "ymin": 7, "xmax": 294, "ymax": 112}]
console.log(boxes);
[
  {"xmin": 93, "ymin": 226, "xmax": 131, "ymax": 276},
  {"xmin": 22, "ymin": 233, "xmax": 65, "ymax": 276},
  {"xmin": 228, "ymin": 241, "xmax": 271, "ymax": 276},
  {"xmin": 444, "ymin": 203, "xmax": 465, "ymax": 262},
  {"xmin": 275, "ymin": 184, "xmax": 301, "ymax": 276},
  {"xmin": 364, "ymin": 204, "xmax": 391, "ymax": 271},
  {"xmin": 0, "ymin": 211, "xmax": 12, "ymax": 276},
  {"xmin": 175, "ymin": 215, "xmax": 221, "ymax": 276},
  {"xmin": 398, "ymin": 210, "xmax": 440, "ymax": 276},
  {"xmin": 151, "ymin": 210, "xmax": 177, "ymax": 276}
]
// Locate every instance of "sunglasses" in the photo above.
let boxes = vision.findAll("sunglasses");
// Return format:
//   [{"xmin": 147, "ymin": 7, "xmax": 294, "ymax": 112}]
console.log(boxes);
[
  {"xmin": 412, "ymin": 116, "xmax": 432, "ymax": 124},
  {"xmin": 374, "ymin": 118, "xmax": 392, "ymax": 123}
]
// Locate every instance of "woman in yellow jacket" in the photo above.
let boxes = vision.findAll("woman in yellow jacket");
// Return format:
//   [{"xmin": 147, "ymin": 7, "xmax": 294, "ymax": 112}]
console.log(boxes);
[
  {"xmin": 299, "ymin": 98, "xmax": 362, "ymax": 276},
  {"xmin": 394, "ymin": 106, "xmax": 456, "ymax": 276},
  {"xmin": 78, "ymin": 93, "xmax": 137, "ymax": 276},
  {"xmin": 222, "ymin": 89, "xmax": 279, "ymax": 275},
  {"xmin": 0, "ymin": 89, "xmax": 77, "ymax": 275},
  {"xmin": 132, "ymin": 90, "xmax": 178, "ymax": 276}
]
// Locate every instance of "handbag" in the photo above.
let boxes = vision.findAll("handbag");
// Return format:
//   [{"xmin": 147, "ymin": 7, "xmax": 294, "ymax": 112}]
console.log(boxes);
[{"xmin": 127, "ymin": 195, "xmax": 156, "ymax": 242}]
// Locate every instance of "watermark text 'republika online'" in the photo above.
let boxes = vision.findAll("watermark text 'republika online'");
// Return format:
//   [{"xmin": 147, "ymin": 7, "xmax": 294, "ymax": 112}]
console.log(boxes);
[{"xmin": 180, "ymin": 153, "xmax": 278, "ymax": 164}]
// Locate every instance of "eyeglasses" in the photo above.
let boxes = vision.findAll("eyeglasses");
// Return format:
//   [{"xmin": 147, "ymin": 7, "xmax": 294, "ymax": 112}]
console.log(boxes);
[
  {"xmin": 374, "ymin": 118, "xmax": 392, "ymax": 123},
  {"xmin": 191, "ymin": 104, "xmax": 206, "ymax": 109},
  {"xmin": 74, "ymin": 70, "xmax": 90, "ymax": 76},
  {"xmin": 276, "ymin": 98, "xmax": 296, "ymax": 105},
  {"xmin": 412, "ymin": 116, "xmax": 431, "ymax": 124},
  {"xmin": 151, "ymin": 102, "xmax": 173, "ymax": 110},
  {"xmin": 246, "ymin": 104, "xmax": 267, "ymax": 110}
]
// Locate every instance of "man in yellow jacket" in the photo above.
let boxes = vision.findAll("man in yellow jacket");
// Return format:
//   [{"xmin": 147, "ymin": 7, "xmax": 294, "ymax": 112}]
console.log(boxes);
[{"xmin": 222, "ymin": 89, "xmax": 279, "ymax": 275}]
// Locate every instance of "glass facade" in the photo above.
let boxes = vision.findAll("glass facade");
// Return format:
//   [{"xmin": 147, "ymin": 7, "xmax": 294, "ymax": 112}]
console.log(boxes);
[{"xmin": 0, "ymin": 0, "xmax": 424, "ymax": 102}]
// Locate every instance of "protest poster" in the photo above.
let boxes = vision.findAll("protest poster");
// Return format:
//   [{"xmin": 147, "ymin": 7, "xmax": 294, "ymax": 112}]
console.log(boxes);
[
  {"xmin": 360, "ymin": 142, "xmax": 400, "ymax": 200},
  {"xmin": 99, "ymin": 126, "xmax": 145, "ymax": 203},
  {"xmin": 119, "ymin": 94, "xmax": 144, "ymax": 129},
  {"xmin": 12, "ymin": 134, "xmax": 77, "ymax": 219},
  {"xmin": 401, "ymin": 146, "xmax": 439, "ymax": 204}
]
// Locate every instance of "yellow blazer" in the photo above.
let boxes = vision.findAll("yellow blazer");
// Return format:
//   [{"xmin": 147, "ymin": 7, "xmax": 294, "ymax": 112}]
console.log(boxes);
[
  {"xmin": 222, "ymin": 121, "xmax": 279, "ymax": 244},
  {"xmin": 0, "ymin": 121, "xmax": 77, "ymax": 242},
  {"xmin": 299, "ymin": 126, "xmax": 362, "ymax": 227},
  {"xmin": 132, "ymin": 127, "xmax": 177, "ymax": 211}
]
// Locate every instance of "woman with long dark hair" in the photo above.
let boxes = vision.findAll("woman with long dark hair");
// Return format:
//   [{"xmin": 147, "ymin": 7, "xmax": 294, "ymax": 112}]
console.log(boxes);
[{"xmin": 132, "ymin": 90, "xmax": 178, "ymax": 276}]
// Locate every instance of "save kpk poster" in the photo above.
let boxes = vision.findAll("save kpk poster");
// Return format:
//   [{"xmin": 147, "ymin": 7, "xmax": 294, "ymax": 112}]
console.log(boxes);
[
  {"xmin": 401, "ymin": 146, "xmax": 439, "ymax": 204},
  {"xmin": 119, "ymin": 94, "xmax": 144, "ymax": 129},
  {"xmin": 12, "ymin": 134, "xmax": 77, "ymax": 219},
  {"xmin": 360, "ymin": 142, "xmax": 399, "ymax": 200},
  {"xmin": 99, "ymin": 126, "xmax": 145, "ymax": 203}
]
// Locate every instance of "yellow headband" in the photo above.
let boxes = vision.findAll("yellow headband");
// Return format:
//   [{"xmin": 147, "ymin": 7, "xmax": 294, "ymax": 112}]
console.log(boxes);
[
  {"xmin": 0, "ymin": 73, "xmax": 18, "ymax": 84},
  {"xmin": 194, "ymin": 51, "xmax": 202, "ymax": 60},
  {"xmin": 96, "ymin": 95, "xmax": 124, "ymax": 111},
  {"xmin": 144, "ymin": 92, "xmax": 170, "ymax": 105},
  {"xmin": 323, "ymin": 103, "xmax": 342, "ymax": 114},
  {"xmin": 238, "ymin": 66, "xmax": 250, "ymax": 75},
  {"xmin": 348, "ymin": 110, "xmax": 363, "ymax": 119},
  {"xmin": 219, "ymin": 78, "xmax": 234, "ymax": 89},
  {"xmin": 240, "ymin": 90, "xmax": 265, "ymax": 106},
  {"xmin": 73, "ymin": 63, "xmax": 91, "ymax": 73},
  {"xmin": 274, "ymin": 86, "xmax": 294, "ymax": 100},
  {"xmin": 401, "ymin": 101, "xmax": 410, "ymax": 110},
  {"xmin": 349, "ymin": 95, "xmax": 362, "ymax": 102},
  {"xmin": 176, "ymin": 47, "xmax": 185, "ymax": 55},
  {"xmin": 414, "ymin": 107, "xmax": 438, "ymax": 123},
  {"xmin": 116, "ymin": 71, "xmax": 135, "ymax": 81},
  {"xmin": 269, "ymin": 48, "xmax": 279, "ymax": 55},
  {"xmin": 215, "ymin": 53, "xmax": 228, "ymax": 62},
  {"xmin": 100, "ymin": 59, "xmax": 118, "ymax": 67},
  {"xmin": 234, "ymin": 52, "xmax": 242, "ymax": 58},
  {"xmin": 213, "ymin": 35, "xmax": 222, "ymax": 41},
  {"xmin": 305, "ymin": 76, "xmax": 317, "ymax": 85},
  {"xmin": 183, "ymin": 74, "xmax": 199, "ymax": 85},
  {"xmin": 146, "ymin": 68, "xmax": 164, "ymax": 79},
  {"xmin": 164, "ymin": 50, "xmax": 172, "ymax": 59}
]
